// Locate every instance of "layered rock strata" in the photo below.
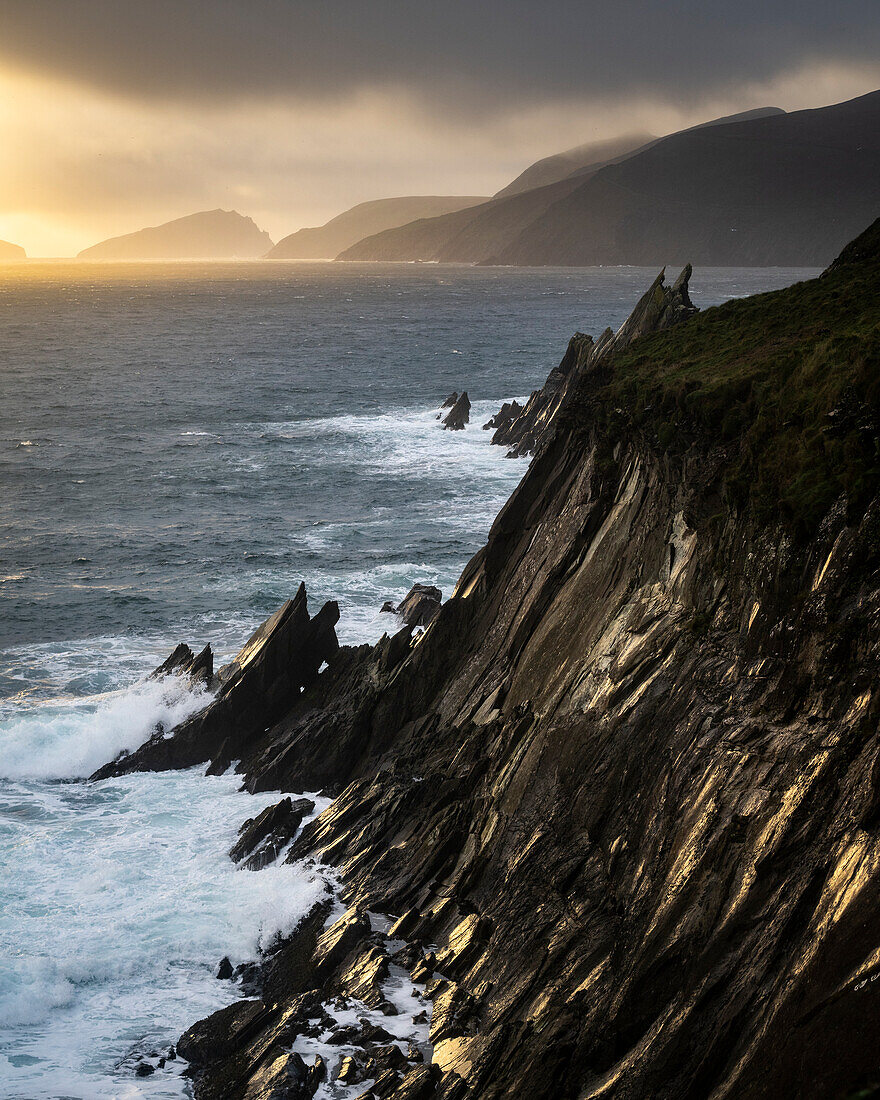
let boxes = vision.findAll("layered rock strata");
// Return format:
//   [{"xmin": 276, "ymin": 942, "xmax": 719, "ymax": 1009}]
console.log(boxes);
[{"xmin": 99, "ymin": 224, "xmax": 880, "ymax": 1099}]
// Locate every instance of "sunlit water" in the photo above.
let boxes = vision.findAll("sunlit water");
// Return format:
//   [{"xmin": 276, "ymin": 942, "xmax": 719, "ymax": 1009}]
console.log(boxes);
[{"xmin": 0, "ymin": 261, "xmax": 819, "ymax": 1096}]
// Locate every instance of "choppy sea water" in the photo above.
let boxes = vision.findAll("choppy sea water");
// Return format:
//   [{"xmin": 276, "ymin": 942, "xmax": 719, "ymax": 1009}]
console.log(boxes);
[{"xmin": 0, "ymin": 261, "xmax": 819, "ymax": 1096}]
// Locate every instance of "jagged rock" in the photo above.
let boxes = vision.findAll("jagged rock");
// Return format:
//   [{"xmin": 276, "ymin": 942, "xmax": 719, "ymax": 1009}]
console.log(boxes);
[
  {"xmin": 314, "ymin": 908, "xmax": 372, "ymax": 975},
  {"xmin": 433, "ymin": 913, "xmax": 492, "ymax": 979},
  {"xmin": 441, "ymin": 392, "xmax": 470, "ymax": 431},
  {"xmin": 437, "ymin": 392, "xmax": 459, "ymax": 419},
  {"xmin": 488, "ymin": 264, "xmax": 698, "ymax": 456},
  {"xmin": 388, "ymin": 908, "xmax": 421, "ymax": 940},
  {"xmin": 336, "ymin": 1056, "xmax": 362, "ymax": 1084},
  {"xmin": 135, "ymin": 1062, "xmax": 155, "ymax": 1077},
  {"xmin": 91, "ymin": 584, "xmax": 339, "ymax": 778},
  {"xmin": 229, "ymin": 796, "xmax": 315, "ymax": 870},
  {"xmin": 177, "ymin": 1000, "xmax": 268, "ymax": 1065},
  {"xmin": 429, "ymin": 983, "xmax": 479, "ymax": 1046},
  {"xmin": 216, "ymin": 956, "xmax": 233, "ymax": 980},
  {"xmin": 482, "ymin": 400, "xmax": 522, "ymax": 431},
  {"xmin": 245, "ymin": 1050, "xmax": 315, "ymax": 1100},
  {"xmin": 358, "ymin": 1019, "xmax": 394, "ymax": 1044},
  {"xmin": 386, "ymin": 1065, "xmax": 439, "ymax": 1099},
  {"xmin": 392, "ymin": 585, "xmax": 442, "ymax": 628},
  {"xmin": 151, "ymin": 643, "xmax": 195, "ymax": 678},
  {"xmin": 326, "ymin": 1024, "xmax": 361, "ymax": 1045},
  {"xmin": 150, "ymin": 641, "xmax": 214, "ymax": 688},
  {"xmin": 338, "ymin": 943, "xmax": 390, "ymax": 1007},
  {"xmin": 391, "ymin": 942, "xmax": 423, "ymax": 969},
  {"xmin": 367, "ymin": 1045, "xmax": 409, "ymax": 1075},
  {"xmin": 232, "ymin": 961, "xmax": 262, "ymax": 997},
  {"xmin": 187, "ymin": 644, "xmax": 214, "ymax": 687},
  {"xmin": 410, "ymin": 951, "xmax": 436, "ymax": 983}
]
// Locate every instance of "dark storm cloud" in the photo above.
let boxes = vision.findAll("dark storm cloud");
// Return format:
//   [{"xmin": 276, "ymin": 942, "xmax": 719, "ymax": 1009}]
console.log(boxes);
[{"xmin": 3, "ymin": 0, "xmax": 880, "ymax": 113}]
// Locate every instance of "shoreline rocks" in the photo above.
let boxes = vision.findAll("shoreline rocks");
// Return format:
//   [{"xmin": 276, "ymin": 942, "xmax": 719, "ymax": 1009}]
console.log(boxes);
[
  {"xmin": 100, "ymin": 227, "xmax": 880, "ymax": 1100},
  {"xmin": 440, "ymin": 391, "xmax": 470, "ymax": 431},
  {"xmin": 380, "ymin": 584, "xmax": 442, "ymax": 628}
]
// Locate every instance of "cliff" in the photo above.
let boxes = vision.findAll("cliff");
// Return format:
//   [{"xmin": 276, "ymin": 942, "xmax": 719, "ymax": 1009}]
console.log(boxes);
[
  {"xmin": 99, "ymin": 220, "xmax": 880, "ymax": 1099},
  {"xmin": 488, "ymin": 264, "xmax": 697, "ymax": 456},
  {"xmin": 77, "ymin": 209, "xmax": 273, "ymax": 260},
  {"xmin": 495, "ymin": 91, "xmax": 880, "ymax": 267},
  {"xmin": 340, "ymin": 92, "xmax": 879, "ymax": 267},
  {"xmin": 0, "ymin": 239, "xmax": 26, "ymax": 261},
  {"xmin": 266, "ymin": 198, "xmax": 488, "ymax": 260}
]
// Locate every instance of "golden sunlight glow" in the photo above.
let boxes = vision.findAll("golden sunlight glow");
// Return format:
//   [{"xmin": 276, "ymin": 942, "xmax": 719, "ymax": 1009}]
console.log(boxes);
[{"xmin": 1, "ymin": 57, "xmax": 878, "ymax": 256}]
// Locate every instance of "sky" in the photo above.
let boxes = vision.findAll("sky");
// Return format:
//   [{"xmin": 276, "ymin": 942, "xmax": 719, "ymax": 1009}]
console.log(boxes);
[{"xmin": 1, "ymin": 0, "xmax": 879, "ymax": 256}]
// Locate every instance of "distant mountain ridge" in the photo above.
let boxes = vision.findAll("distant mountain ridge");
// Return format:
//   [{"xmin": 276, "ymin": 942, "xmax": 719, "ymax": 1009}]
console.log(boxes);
[
  {"xmin": 0, "ymin": 239, "xmax": 26, "ymax": 261},
  {"xmin": 338, "ymin": 107, "xmax": 784, "ymax": 264},
  {"xmin": 339, "ymin": 96, "xmax": 879, "ymax": 267},
  {"xmin": 266, "ymin": 196, "xmax": 488, "ymax": 259},
  {"xmin": 494, "ymin": 92, "xmax": 880, "ymax": 267},
  {"xmin": 493, "ymin": 132, "xmax": 655, "ymax": 199},
  {"xmin": 78, "ymin": 210, "xmax": 273, "ymax": 260}
]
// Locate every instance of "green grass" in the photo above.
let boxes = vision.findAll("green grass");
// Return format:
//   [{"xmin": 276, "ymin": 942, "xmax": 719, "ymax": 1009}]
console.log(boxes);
[{"xmin": 574, "ymin": 221, "xmax": 880, "ymax": 539}]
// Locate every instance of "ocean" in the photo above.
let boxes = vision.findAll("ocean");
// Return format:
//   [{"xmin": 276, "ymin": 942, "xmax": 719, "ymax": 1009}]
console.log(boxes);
[{"xmin": 0, "ymin": 260, "xmax": 819, "ymax": 1097}]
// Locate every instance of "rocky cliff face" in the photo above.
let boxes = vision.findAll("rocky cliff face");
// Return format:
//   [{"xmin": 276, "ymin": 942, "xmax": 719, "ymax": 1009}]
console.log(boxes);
[
  {"xmin": 99, "ymin": 221, "xmax": 880, "ymax": 1099},
  {"xmin": 489, "ymin": 265, "xmax": 697, "ymax": 456}
]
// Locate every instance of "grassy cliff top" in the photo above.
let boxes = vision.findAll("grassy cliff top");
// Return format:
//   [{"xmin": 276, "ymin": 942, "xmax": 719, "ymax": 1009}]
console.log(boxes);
[{"xmin": 588, "ymin": 219, "xmax": 880, "ymax": 537}]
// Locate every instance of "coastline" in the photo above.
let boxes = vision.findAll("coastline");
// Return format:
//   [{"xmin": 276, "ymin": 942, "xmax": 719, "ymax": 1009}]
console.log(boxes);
[{"xmin": 96, "ymin": 225, "xmax": 880, "ymax": 1099}]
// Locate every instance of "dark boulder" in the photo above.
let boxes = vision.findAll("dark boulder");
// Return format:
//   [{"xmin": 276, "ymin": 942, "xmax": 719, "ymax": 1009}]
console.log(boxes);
[
  {"xmin": 177, "ymin": 999, "xmax": 269, "ymax": 1066},
  {"xmin": 216, "ymin": 956, "xmax": 233, "ymax": 980},
  {"xmin": 436, "ymin": 392, "xmax": 459, "ymax": 419},
  {"xmin": 441, "ymin": 391, "xmax": 470, "ymax": 431},
  {"xmin": 482, "ymin": 400, "xmax": 522, "ymax": 432},
  {"xmin": 229, "ymin": 796, "xmax": 315, "ymax": 870},
  {"xmin": 394, "ymin": 585, "xmax": 442, "ymax": 627}
]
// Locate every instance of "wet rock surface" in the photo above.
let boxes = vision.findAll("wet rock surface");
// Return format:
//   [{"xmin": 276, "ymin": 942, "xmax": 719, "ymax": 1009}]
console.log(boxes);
[
  {"xmin": 229, "ymin": 796, "xmax": 316, "ymax": 870},
  {"xmin": 441, "ymin": 392, "xmax": 470, "ymax": 431},
  {"xmin": 100, "ymin": 233, "xmax": 880, "ymax": 1099},
  {"xmin": 182, "ymin": 908, "xmax": 435, "ymax": 1100},
  {"xmin": 381, "ymin": 585, "xmax": 442, "ymax": 628}
]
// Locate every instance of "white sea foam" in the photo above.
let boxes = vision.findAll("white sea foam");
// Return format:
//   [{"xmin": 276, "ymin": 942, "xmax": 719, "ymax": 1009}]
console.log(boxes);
[
  {"xmin": 0, "ymin": 676, "xmax": 210, "ymax": 781},
  {"xmin": 0, "ymin": 768, "xmax": 334, "ymax": 1097}
]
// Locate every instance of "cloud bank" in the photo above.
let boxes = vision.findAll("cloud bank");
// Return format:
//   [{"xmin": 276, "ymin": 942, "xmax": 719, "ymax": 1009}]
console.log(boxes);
[{"xmin": 1, "ymin": 0, "xmax": 878, "ymax": 254}]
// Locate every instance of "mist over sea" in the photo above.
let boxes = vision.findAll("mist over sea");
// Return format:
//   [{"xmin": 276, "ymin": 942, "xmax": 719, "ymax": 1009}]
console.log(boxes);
[{"xmin": 0, "ymin": 261, "xmax": 818, "ymax": 1096}]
